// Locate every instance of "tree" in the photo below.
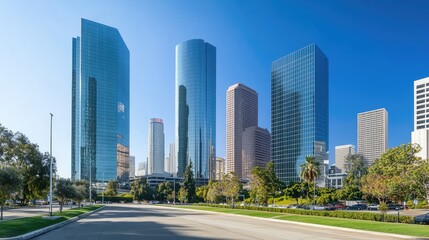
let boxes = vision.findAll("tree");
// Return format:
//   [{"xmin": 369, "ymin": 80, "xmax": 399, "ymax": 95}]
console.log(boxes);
[
  {"xmin": 300, "ymin": 156, "xmax": 320, "ymax": 204},
  {"xmin": 361, "ymin": 173, "xmax": 389, "ymax": 203},
  {"xmin": 411, "ymin": 158, "xmax": 429, "ymax": 202},
  {"xmin": 222, "ymin": 173, "xmax": 242, "ymax": 207},
  {"xmin": 130, "ymin": 179, "xmax": 144, "ymax": 202},
  {"xmin": 0, "ymin": 167, "xmax": 21, "ymax": 220},
  {"xmin": 339, "ymin": 154, "xmax": 367, "ymax": 200},
  {"xmin": 72, "ymin": 180, "xmax": 89, "ymax": 207},
  {"xmin": 54, "ymin": 178, "xmax": 76, "ymax": 212},
  {"xmin": 157, "ymin": 181, "xmax": 173, "ymax": 202},
  {"xmin": 182, "ymin": 162, "xmax": 196, "ymax": 202},
  {"xmin": 196, "ymin": 184, "xmax": 209, "ymax": 202},
  {"xmin": 105, "ymin": 180, "xmax": 119, "ymax": 196},
  {"xmin": 178, "ymin": 186, "xmax": 188, "ymax": 204},
  {"xmin": 249, "ymin": 162, "xmax": 280, "ymax": 205},
  {"xmin": 206, "ymin": 181, "xmax": 224, "ymax": 203},
  {"xmin": 365, "ymin": 144, "xmax": 421, "ymax": 203},
  {"xmin": 284, "ymin": 182, "xmax": 304, "ymax": 205}
]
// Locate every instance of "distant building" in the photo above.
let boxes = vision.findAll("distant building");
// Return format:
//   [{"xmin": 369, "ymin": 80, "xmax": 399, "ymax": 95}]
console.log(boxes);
[
  {"xmin": 71, "ymin": 18, "xmax": 130, "ymax": 182},
  {"xmin": 136, "ymin": 161, "xmax": 147, "ymax": 177},
  {"xmin": 226, "ymin": 83, "xmax": 258, "ymax": 179},
  {"xmin": 215, "ymin": 157, "xmax": 225, "ymax": 180},
  {"xmin": 164, "ymin": 156, "xmax": 170, "ymax": 173},
  {"xmin": 271, "ymin": 44, "xmax": 329, "ymax": 185},
  {"xmin": 412, "ymin": 77, "xmax": 429, "ymax": 160},
  {"xmin": 335, "ymin": 145, "xmax": 355, "ymax": 172},
  {"xmin": 175, "ymin": 39, "xmax": 216, "ymax": 179},
  {"xmin": 357, "ymin": 108, "xmax": 388, "ymax": 165},
  {"xmin": 242, "ymin": 127, "xmax": 271, "ymax": 179},
  {"xmin": 327, "ymin": 165, "xmax": 347, "ymax": 189},
  {"xmin": 168, "ymin": 143, "xmax": 176, "ymax": 176},
  {"xmin": 129, "ymin": 156, "xmax": 135, "ymax": 178},
  {"xmin": 148, "ymin": 118, "xmax": 165, "ymax": 175}
]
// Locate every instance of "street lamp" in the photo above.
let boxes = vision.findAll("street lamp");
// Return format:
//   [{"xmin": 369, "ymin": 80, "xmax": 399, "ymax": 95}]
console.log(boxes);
[
  {"xmin": 102, "ymin": 173, "xmax": 104, "ymax": 204},
  {"xmin": 49, "ymin": 113, "xmax": 53, "ymax": 216}
]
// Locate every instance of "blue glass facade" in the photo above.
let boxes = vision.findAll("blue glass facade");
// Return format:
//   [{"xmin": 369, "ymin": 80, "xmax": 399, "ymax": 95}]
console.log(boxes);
[
  {"xmin": 271, "ymin": 44, "xmax": 328, "ymax": 183},
  {"xmin": 72, "ymin": 19, "xmax": 130, "ymax": 182},
  {"xmin": 175, "ymin": 39, "xmax": 216, "ymax": 179}
]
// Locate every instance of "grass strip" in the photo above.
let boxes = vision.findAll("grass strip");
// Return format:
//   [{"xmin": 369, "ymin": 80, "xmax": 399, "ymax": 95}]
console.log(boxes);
[
  {"xmin": 172, "ymin": 205, "xmax": 429, "ymax": 238},
  {"xmin": 0, "ymin": 205, "xmax": 102, "ymax": 238}
]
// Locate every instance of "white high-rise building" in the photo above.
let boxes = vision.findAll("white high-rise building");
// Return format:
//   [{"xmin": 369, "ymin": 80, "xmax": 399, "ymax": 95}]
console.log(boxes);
[
  {"xmin": 335, "ymin": 145, "xmax": 355, "ymax": 172},
  {"xmin": 129, "ymin": 156, "xmax": 135, "ymax": 178},
  {"xmin": 412, "ymin": 77, "xmax": 429, "ymax": 160},
  {"xmin": 136, "ymin": 161, "xmax": 147, "ymax": 176},
  {"xmin": 148, "ymin": 118, "xmax": 165, "ymax": 175},
  {"xmin": 357, "ymin": 108, "xmax": 388, "ymax": 165},
  {"xmin": 169, "ymin": 143, "xmax": 176, "ymax": 176},
  {"xmin": 164, "ymin": 156, "xmax": 170, "ymax": 173},
  {"xmin": 226, "ymin": 83, "xmax": 258, "ymax": 179}
]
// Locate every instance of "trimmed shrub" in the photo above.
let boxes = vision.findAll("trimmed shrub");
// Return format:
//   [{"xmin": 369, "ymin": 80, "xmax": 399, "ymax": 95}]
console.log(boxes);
[{"xmin": 196, "ymin": 203, "xmax": 414, "ymax": 224}]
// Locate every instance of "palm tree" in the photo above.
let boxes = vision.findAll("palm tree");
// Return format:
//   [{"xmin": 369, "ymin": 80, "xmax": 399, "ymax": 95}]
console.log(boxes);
[{"xmin": 300, "ymin": 156, "xmax": 320, "ymax": 205}]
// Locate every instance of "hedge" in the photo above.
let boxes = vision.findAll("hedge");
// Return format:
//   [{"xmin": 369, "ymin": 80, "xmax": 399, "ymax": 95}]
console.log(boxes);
[
  {"xmin": 196, "ymin": 203, "xmax": 414, "ymax": 224},
  {"xmin": 96, "ymin": 196, "xmax": 133, "ymax": 203}
]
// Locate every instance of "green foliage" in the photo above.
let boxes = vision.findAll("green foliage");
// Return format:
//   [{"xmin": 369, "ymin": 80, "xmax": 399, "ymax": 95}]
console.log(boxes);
[
  {"xmin": 300, "ymin": 156, "xmax": 320, "ymax": 203},
  {"xmin": 54, "ymin": 178, "xmax": 76, "ymax": 212},
  {"xmin": 195, "ymin": 203, "xmax": 414, "ymax": 224},
  {"xmin": 178, "ymin": 186, "xmax": 188, "ymax": 203},
  {"xmin": 157, "ymin": 181, "xmax": 173, "ymax": 201},
  {"xmin": 182, "ymin": 162, "xmax": 196, "ymax": 202},
  {"xmin": 196, "ymin": 184, "xmax": 209, "ymax": 202},
  {"xmin": 105, "ymin": 180, "xmax": 119, "ymax": 196},
  {"xmin": 0, "ymin": 124, "xmax": 56, "ymax": 203},
  {"xmin": 363, "ymin": 144, "xmax": 421, "ymax": 203},
  {"xmin": 284, "ymin": 182, "xmax": 304, "ymax": 204},
  {"xmin": 379, "ymin": 202, "xmax": 388, "ymax": 214},
  {"xmin": 249, "ymin": 162, "xmax": 280, "ymax": 204},
  {"xmin": 0, "ymin": 167, "xmax": 22, "ymax": 220},
  {"xmin": 339, "ymin": 154, "xmax": 367, "ymax": 200}
]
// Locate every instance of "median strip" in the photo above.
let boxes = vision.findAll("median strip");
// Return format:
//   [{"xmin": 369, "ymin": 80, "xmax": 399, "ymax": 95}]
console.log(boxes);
[{"xmin": 167, "ymin": 205, "xmax": 429, "ymax": 238}]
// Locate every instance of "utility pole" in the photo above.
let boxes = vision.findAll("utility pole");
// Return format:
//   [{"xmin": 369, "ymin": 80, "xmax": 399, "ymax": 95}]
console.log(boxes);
[{"xmin": 49, "ymin": 113, "xmax": 53, "ymax": 216}]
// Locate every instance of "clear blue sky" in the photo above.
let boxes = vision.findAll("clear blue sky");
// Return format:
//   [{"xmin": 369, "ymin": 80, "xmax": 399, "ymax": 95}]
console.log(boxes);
[{"xmin": 0, "ymin": 0, "xmax": 428, "ymax": 178}]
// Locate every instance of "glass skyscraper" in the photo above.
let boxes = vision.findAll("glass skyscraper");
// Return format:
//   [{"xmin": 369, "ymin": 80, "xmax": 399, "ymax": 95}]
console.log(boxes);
[
  {"xmin": 175, "ymin": 39, "xmax": 216, "ymax": 179},
  {"xmin": 71, "ymin": 19, "xmax": 130, "ymax": 182},
  {"xmin": 271, "ymin": 44, "xmax": 328, "ymax": 184}
]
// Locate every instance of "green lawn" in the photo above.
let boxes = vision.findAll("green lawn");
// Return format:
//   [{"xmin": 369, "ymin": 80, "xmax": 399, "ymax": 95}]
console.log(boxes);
[
  {"xmin": 0, "ymin": 205, "xmax": 102, "ymax": 238},
  {"xmin": 172, "ymin": 205, "xmax": 429, "ymax": 238}
]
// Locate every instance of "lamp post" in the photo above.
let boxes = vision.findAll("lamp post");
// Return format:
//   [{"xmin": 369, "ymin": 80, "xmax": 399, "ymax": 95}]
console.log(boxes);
[
  {"xmin": 49, "ymin": 113, "xmax": 53, "ymax": 216},
  {"xmin": 89, "ymin": 159, "xmax": 92, "ymax": 205},
  {"xmin": 102, "ymin": 173, "xmax": 105, "ymax": 204}
]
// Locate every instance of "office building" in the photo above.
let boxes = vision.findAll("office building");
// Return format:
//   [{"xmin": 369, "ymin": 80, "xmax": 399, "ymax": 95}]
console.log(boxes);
[
  {"xmin": 215, "ymin": 157, "xmax": 225, "ymax": 180},
  {"xmin": 168, "ymin": 143, "xmax": 176, "ymax": 176},
  {"xmin": 357, "ymin": 108, "xmax": 388, "ymax": 165},
  {"xmin": 412, "ymin": 77, "xmax": 429, "ymax": 159},
  {"xmin": 164, "ymin": 156, "xmax": 170, "ymax": 173},
  {"xmin": 226, "ymin": 83, "xmax": 258, "ymax": 178},
  {"xmin": 129, "ymin": 155, "xmax": 135, "ymax": 178},
  {"xmin": 136, "ymin": 161, "xmax": 147, "ymax": 177},
  {"xmin": 175, "ymin": 39, "xmax": 216, "ymax": 179},
  {"xmin": 335, "ymin": 144, "xmax": 355, "ymax": 172},
  {"xmin": 71, "ymin": 19, "xmax": 130, "ymax": 182},
  {"xmin": 271, "ymin": 44, "xmax": 329, "ymax": 185},
  {"xmin": 148, "ymin": 118, "xmax": 165, "ymax": 175},
  {"xmin": 242, "ymin": 127, "xmax": 271, "ymax": 179}
]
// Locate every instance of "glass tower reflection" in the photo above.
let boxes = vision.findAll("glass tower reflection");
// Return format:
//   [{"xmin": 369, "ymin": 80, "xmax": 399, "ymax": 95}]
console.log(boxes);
[
  {"xmin": 175, "ymin": 39, "xmax": 216, "ymax": 179},
  {"xmin": 271, "ymin": 44, "xmax": 329, "ymax": 184},
  {"xmin": 71, "ymin": 19, "xmax": 130, "ymax": 182}
]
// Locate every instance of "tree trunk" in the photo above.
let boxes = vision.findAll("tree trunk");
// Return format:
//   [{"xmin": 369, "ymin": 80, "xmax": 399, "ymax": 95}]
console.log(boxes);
[
  {"xmin": 60, "ymin": 202, "xmax": 63, "ymax": 212},
  {"xmin": 1, "ymin": 203, "xmax": 3, "ymax": 220}
]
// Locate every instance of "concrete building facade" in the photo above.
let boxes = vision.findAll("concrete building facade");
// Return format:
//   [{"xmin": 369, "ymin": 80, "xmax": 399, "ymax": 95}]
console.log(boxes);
[
  {"xmin": 148, "ymin": 118, "xmax": 165, "ymax": 175},
  {"xmin": 412, "ymin": 77, "xmax": 429, "ymax": 160},
  {"xmin": 335, "ymin": 144, "xmax": 355, "ymax": 172},
  {"xmin": 242, "ymin": 127, "xmax": 271, "ymax": 179}
]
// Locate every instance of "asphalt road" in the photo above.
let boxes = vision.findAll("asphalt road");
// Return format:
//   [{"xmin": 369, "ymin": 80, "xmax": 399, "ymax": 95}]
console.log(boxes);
[{"xmin": 34, "ymin": 204, "xmax": 414, "ymax": 240}]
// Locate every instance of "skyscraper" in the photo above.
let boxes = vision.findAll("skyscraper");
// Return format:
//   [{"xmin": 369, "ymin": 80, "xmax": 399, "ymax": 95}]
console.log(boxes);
[
  {"xmin": 357, "ymin": 108, "xmax": 388, "ymax": 165},
  {"xmin": 148, "ymin": 118, "xmax": 165, "ymax": 175},
  {"xmin": 129, "ymin": 155, "xmax": 135, "ymax": 178},
  {"xmin": 215, "ymin": 157, "xmax": 225, "ymax": 180},
  {"xmin": 271, "ymin": 44, "xmax": 329, "ymax": 184},
  {"xmin": 71, "ymin": 19, "xmax": 129, "ymax": 182},
  {"xmin": 226, "ymin": 83, "xmax": 258, "ymax": 178},
  {"xmin": 175, "ymin": 39, "xmax": 216, "ymax": 179},
  {"xmin": 412, "ymin": 77, "xmax": 429, "ymax": 160},
  {"xmin": 169, "ymin": 143, "xmax": 176, "ymax": 176},
  {"xmin": 242, "ymin": 126, "xmax": 271, "ymax": 179},
  {"xmin": 335, "ymin": 145, "xmax": 355, "ymax": 172}
]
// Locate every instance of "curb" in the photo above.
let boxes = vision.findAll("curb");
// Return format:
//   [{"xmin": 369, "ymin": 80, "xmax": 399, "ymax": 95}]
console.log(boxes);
[
  {"xmin": 159, "ymin": 205, "xmax": 428, "ymax": 240},
  {"xmin": 0, "ymin": 205, "xmax": 105, "ymax": 240}
]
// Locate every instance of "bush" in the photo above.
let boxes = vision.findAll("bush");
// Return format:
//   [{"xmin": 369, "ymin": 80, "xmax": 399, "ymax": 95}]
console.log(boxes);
[{"xmin": 195, "ymin": 203, "xmax": 414, "ymax": 224}]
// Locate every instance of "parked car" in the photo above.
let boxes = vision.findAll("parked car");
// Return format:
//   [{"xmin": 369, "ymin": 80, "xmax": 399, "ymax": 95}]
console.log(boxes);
[
  {"xmin": 388, "ymin": 204, "xmax": 404, "ymax": 210},
  {"xmin": 346, "ymin": 204, "xmax": 367, "ymax": 210},
  {"xmin": 414, "ymin": 213, "xmax": 429, "ymax": 224},
  {"xmin": 323, "ymin": 204, "xmax": 336, "ymax": 211},
  {"xmin": 288, "ymin": 204, "xmax": 299, "ymax": 209},
  {"xmin": 367, "ymin": 204, "xmax": 379, "ymax": 210}
]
